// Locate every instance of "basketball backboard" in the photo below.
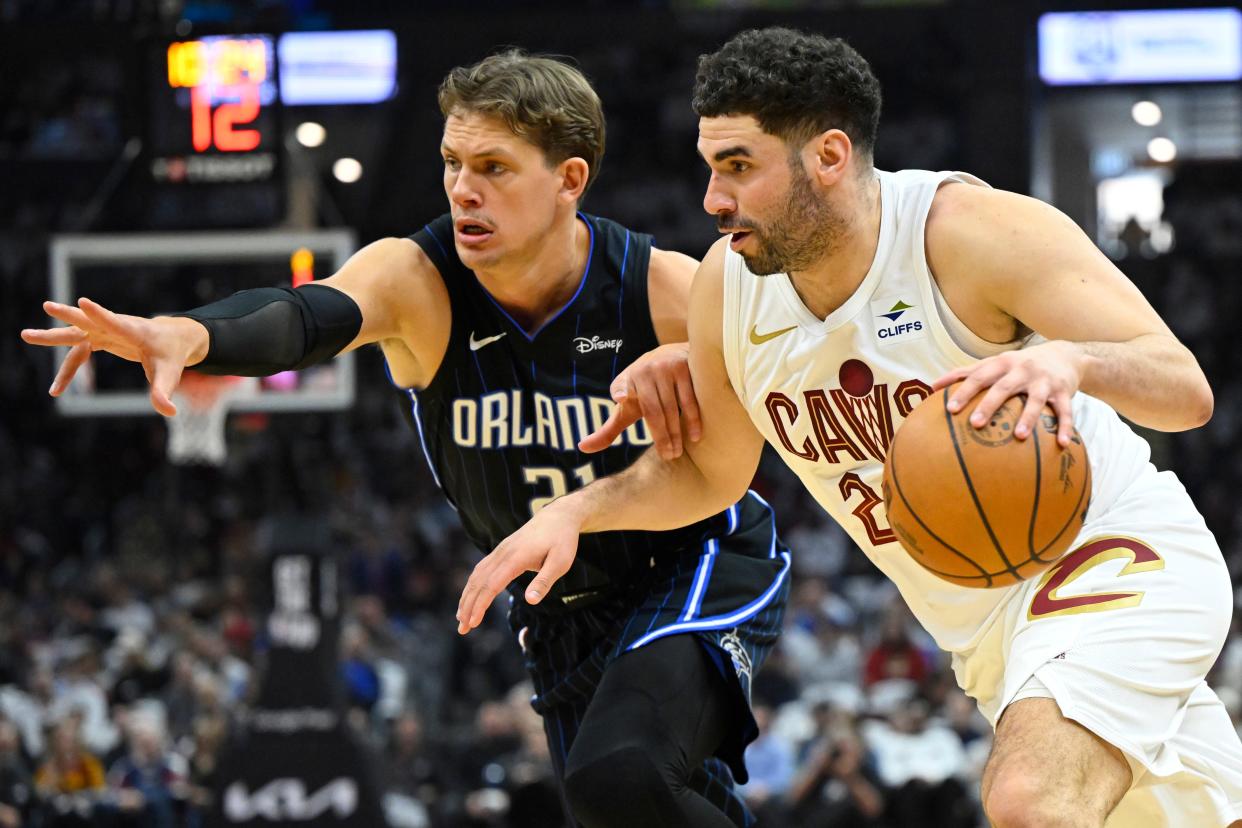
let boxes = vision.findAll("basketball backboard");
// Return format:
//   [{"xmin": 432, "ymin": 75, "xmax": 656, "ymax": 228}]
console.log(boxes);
[{"xmin": 48, "ymin": 229, "xmax": 357, "ymax": 416}]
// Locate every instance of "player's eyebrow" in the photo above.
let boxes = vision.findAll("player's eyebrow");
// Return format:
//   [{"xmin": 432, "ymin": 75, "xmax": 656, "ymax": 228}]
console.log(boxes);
[
  {"xmin": 441, "ymin": 143, "xmax": 516, "ymax": 161},
  {"xmin": 708, "ymin": 145, "xmax": 753, "ymax": 163}
]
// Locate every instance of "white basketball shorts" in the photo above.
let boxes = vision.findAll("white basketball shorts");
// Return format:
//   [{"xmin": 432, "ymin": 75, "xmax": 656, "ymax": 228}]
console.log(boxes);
[{"xmin": 952, "ymin": 466, "xmax": 1242, "ymax": 827}]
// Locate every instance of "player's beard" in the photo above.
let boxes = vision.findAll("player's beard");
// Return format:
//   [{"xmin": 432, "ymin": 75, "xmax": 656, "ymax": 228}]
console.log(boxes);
[{"xmin": 738, "ymin": 161, "xmax": 841, "ymax": 277}]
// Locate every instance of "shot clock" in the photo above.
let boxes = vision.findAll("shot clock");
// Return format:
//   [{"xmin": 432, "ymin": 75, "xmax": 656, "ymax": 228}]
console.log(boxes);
[
  {"xmin": 147, "ymin": 35, "xmax": 281, "ymax": 184},
  {"xmin": 144, "ymin": 34, "xmax": 284, "ymax": 226},
  {"xmin": 138, "ymin": 29, "xmax": 395, "ymax": 228}
]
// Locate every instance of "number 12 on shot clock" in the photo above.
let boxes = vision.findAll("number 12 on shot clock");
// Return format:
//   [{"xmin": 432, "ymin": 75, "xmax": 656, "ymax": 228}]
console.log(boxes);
[{"xmin": 167, "ymin": 38, "xmax": 267, "ymax": 153}]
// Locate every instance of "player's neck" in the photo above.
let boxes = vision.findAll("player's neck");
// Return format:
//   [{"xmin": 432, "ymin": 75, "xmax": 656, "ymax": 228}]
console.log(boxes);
[
  {"xmin": 787, "ymin": 173, "xmax": 882, "ymax": 320},
  {"xmin": 473, "ymin": 214, "xmax": 590, "ymax": 334}
]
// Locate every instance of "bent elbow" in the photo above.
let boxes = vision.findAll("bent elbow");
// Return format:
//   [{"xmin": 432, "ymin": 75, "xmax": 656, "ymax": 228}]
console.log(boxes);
[{"xmin": 1193, "ymin": 384, "xmax": 1214, "ymax": 428}]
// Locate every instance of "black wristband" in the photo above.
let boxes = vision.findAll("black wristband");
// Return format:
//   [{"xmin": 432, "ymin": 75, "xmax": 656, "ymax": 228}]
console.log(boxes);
[{"xmin": 175, "ymin": 284, "xmax": 362, "ymax": 376}]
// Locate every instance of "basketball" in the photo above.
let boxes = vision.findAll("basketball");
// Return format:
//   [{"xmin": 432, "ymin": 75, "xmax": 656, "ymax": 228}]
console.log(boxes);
[{"xmin": 882, "ymin": 382, "xmax": 1091, "ymax": 588}]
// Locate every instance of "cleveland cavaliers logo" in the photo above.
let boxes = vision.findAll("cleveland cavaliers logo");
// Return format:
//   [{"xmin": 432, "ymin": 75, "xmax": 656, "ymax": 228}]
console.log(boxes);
[{"xmin": 765, "ymin": 359, "xmax": 931, "ymax": 465}]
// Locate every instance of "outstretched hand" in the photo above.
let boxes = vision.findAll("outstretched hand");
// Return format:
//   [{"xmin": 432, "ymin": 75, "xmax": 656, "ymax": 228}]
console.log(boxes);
[
  {"xmin": 578, "ymin": 342, "xmax": 700, "ymax": 459},
  {"xmin": 456, "ymin": 500, "xmax": 584, "ymax": 634},
  {"xmin": 21, "ymin": 298, "xmax": 207, "ymax": 416},
  {"xmin": 932, "ymin": 340, "xmax": 1084, "ymax": 447}
]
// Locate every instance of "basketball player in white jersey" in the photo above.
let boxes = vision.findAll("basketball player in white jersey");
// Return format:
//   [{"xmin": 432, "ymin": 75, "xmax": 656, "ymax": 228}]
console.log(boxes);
[{"xmin": 459, "ymin": 27, "xmax": 1242, "ymax": 828}]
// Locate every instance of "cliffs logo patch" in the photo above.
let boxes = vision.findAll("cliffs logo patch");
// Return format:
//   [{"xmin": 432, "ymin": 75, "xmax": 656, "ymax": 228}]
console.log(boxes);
[{"xmin": 871, "ymin": 296, "xmax": 928, "ymax": 346}]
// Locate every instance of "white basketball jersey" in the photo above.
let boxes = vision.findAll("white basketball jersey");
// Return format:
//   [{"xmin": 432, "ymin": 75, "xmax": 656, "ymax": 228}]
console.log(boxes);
[{"xmin": 722, "ymin": 168, "xmax": 1153, "ymax": 652}]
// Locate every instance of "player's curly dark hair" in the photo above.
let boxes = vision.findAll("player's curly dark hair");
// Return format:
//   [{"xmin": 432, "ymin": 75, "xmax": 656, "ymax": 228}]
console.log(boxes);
[{"xmin": 693, "ymin": 28, "xmax": 882, "ymax": 157}]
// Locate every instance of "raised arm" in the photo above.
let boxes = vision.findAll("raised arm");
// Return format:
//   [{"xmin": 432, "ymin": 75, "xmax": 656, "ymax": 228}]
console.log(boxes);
[
  {"xmin": 456, "ymin": 238, "xmax": 766, "ymax": 632},
  {"xmin": 927, "ymin": 183, "xmax": 1213, "ymax": 443},
  {"xmin": 21, "ymin": 237, "xmax": 446, "ymax": 415}
]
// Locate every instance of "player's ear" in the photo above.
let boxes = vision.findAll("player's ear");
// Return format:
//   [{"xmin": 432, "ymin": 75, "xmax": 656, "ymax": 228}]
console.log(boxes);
[
  {"xmin": 809, "ymin": 129, "xmax": 853, "ymax": 187},
  {"xmin": 557, "ymin": 157, "xmax": 590, "ymax": 204}
]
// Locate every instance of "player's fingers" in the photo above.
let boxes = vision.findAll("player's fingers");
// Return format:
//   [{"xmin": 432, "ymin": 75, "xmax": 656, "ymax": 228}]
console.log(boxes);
[
  {"xmin": 1050, "ymin": 391, "xmax": 1075, "ymax": 447},
  {"xmin": 78, "ymin": 297, "xmax": 143, "ymax": 344},
  {"xmin": 672, "ymin": 361, "xmax": 702, "ymax": 442},
  {"xmin": 578, "ymin": 399, "xmax": 639, "ymax": 452},
  {"xmin": 21, "ymin": 326, "xmax": 88, "ymax": 347},
  {"xmin": 457, "ymin": 553, "xmax": 493, "ymax": 630},
  {"xmin": 632, "ymin": 374, "xmax": 673, "ymax": 459},
  {"xmin": 149, "ymin": 359, "xmax": 184, "ymax": 417},
  {"xmin": 525, "ymin": 543, "xmax": 575, "ymax": 604},
  {"xmin": 968, "ymin": 373, "xmax": 1024, "ymax": 428},
  {"xmin": 467, "ymin": 562, "xmax": 520, "ymax": 632},
  {"xmin": 944, "ymin": 363, "xmax": 1005, "ymax": 414},
  {"xmin": 461, "ymin": 551, "xmax": 498, "ymax": 618},
  {"xmin": 50, "ymin": 343, "xmax": 91, "ymax": 396},
  {"xmin": 1014, "ymin": 385, "xmax": 1050, "ymax": 441},
  {"xmin": 609, "ymin": 372, "xmax": 635, "ymax": 404},
  {"xmin": 932, "ymin": 366, "xmax": 972, "ymax": 395},
  {"xmin": 653, "ymin": 372, "xmax": 683, "ymax": 458},
  {"xmin": 43, "ymin": 301, "xmax": 95, "ymax": 330},
  {"xmin": 457, "ymin": 577, "xmax": 484, "ymax": 634}
]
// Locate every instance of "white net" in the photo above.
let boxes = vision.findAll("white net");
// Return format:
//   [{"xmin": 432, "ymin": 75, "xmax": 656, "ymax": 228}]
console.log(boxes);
[{"xmin": 167, "ymin": 374, "xmax": 255, "ymax": 466}]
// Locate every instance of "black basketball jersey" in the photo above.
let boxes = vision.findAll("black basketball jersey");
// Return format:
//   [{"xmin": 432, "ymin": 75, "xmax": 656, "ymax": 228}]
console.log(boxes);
[{"xmin": 395, "ymin": 213, "xmax": 767, "ymax": 606}]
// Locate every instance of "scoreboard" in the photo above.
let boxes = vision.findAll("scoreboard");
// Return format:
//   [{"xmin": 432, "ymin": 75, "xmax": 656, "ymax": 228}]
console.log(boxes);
[
  {"xmin": 137, "ymin": 29, "xmax": 395, "ymax": 228},
  {"xmin": 147, "ymin": 35, "xmax": 281, "ymax": 188}
]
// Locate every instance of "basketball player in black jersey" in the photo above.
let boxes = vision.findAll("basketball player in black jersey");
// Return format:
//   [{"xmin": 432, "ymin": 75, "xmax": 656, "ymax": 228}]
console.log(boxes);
[{"xmin": 24, "ymin": 51, "xmax": 790, "ymax": 828}]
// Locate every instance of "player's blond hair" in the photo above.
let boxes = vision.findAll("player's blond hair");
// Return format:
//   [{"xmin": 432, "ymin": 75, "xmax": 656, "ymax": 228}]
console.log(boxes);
[{"xmin": 438, "ymin": 50, "xmax": 606, "ymax": 194}]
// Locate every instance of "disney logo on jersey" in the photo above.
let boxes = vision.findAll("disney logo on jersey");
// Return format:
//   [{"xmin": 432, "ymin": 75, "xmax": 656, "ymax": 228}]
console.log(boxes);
[
  {"xmin": 871, "ymin": 297, "xmax": 927, "ymax": 346},
  {"xmin": 573, "ymin": 335, "xmax": 623, "ymax": 354}
]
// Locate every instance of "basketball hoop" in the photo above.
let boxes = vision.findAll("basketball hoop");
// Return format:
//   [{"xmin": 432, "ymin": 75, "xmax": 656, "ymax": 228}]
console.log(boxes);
[{"xmin": 166, "ymin": 372, "xmax": 251, "ymax": 466}]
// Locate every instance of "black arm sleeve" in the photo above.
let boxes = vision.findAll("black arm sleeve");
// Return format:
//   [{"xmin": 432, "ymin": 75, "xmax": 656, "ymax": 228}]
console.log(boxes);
[{"xmin": 174, "ymin": 283, "xmax": 363, "ymax": 376}]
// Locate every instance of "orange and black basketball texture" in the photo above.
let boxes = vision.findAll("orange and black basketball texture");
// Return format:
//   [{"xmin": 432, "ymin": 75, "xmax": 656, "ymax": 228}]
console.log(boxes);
[{"xmin": 882, "ymin": 381, "xmax": 1091, "ymax": 588}]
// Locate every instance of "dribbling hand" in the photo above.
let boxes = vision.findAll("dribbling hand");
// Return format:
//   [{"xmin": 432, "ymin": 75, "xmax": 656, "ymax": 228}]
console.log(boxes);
[
  {"xmin": 578, "ymin": 342, "xmax": 701, "ymax": 460},
  {"xmin": 21, "ymin": 298, "xmax": 208, "ymax": 417},
  {"xmin": 932, "ymin": 340, "xmax": 1084, "ymax": 448},
  {"xmin": 456, "ymin": 499, "xmax": 583, "ymax": 634}
]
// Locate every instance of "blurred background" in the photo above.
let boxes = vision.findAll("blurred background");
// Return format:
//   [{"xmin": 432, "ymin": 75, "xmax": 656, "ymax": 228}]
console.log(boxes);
[{"xmin": 3, "ymin": 0, "xmax": 1242, "ymax": 826}]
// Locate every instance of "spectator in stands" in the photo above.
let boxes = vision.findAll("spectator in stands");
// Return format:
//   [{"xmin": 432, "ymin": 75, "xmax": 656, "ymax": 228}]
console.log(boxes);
[
  {"xmin": 737, "ymin": 701, "xmax": 796, "ymax": 825},
  {"xmin": 51, "ymin": 648, "xmax": 118, "ymax": 758},
  {"xmin": 35, "ymin": 718, "xmax": 105, "ymax": 827},
  {"xmin": 863, "ymin": 608, "xmax": 929, "ymax": 688},
  {"xmin": 787, "ymin": 714, "xmax": 885, "ymax": 827},
  {"xmin": 159, "ymin": 654, "xmax": 200, "ymax": 744},
  {"xmin": 0, "ymin": 720, "xmax": 34, "ymax": 828},
  {"xmin": 106, "ymin": 713, "xmax": 183, "ymax": 828},
  {"xmin": 862, "ymin": 698, "xmax": 974, "ymax": 828},
  {"xmin": 340, "ymin": 624, "xmax": 381, "ymax": 713},
  {"xmin": 384, "ymin": 710, "xmax": 441, "ymax": 803},
  {"xmin": 183, "ymin": 713, "xmax": 227, "ymax": 828}
]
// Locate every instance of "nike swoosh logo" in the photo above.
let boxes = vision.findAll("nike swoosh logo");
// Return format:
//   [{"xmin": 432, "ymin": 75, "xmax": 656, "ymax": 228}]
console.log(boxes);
[
  {"xmin": 469, "ymin": 331, "xmax": 507, "ymax": 351},
  {"xmin": 749, "ymin": 324, "xmax": 797, "ymax": 345}
]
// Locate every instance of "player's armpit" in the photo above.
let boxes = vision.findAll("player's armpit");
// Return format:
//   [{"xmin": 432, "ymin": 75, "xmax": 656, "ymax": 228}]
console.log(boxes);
[
  {"xmin": 647, "ymin": 247, "xmax": 699, "ymax": 345},
  {"xmin": 312, "ymin": 236, "xmax": 452, "ymax": 389},
  {"xmin": 318, "ymin": 237, "xmax": 449, "ymax": 350}
]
